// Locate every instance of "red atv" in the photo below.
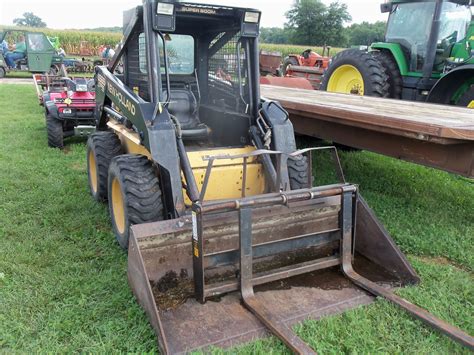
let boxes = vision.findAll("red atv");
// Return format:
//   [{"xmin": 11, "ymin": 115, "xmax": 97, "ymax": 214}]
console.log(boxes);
[{"xmin": 34, "ymin": 74, "xmax": 96, "ymax": 148}]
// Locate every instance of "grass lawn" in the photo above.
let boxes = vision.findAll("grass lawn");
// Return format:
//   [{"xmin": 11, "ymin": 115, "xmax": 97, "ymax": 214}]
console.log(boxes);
[{"xmin": 0, "ymin": 84, "xmax": 472, "ymax": 353}]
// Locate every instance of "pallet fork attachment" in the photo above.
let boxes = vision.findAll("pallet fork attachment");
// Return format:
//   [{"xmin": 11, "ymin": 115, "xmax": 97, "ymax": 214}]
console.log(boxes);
[{"xmin": 128, "ymin": 149, "xmax": 473, "ymax": 354}]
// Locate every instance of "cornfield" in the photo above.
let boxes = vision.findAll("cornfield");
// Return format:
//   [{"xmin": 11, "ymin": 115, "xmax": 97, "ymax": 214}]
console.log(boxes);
[{"xmin": 1, "ymin": 26, "xmax": 344, "ymax": 58}]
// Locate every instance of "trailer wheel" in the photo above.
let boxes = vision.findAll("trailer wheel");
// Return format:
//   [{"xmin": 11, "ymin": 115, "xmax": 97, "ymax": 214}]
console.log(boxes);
[
  {"xmin": 371, "ymin": 50, "xmax": 403, "ymax": 99},
  {"xmin": 87, "ymin": 131, "xmax": 123, "ymax": 202},
  {"xmin": 321, "ymin": 49, "xmax": 389, "ymax": 97},
  {"xmin": 46, "ymin": 113, "xmax": 64, "ymax": 148},
  {"xmin": 282, "ymin": 56, "xmax": 299, "ymax": 76},
  {"xmin": 108, "ymin": 155, "xmax": 164, "ymax": 249},
  {"xmin": 0, "ymin": 67, "xmax": 5, "ymax": 78},
  {"xmin": 288, "ymin": 155, "xmax": 311, "ymax": 190}
]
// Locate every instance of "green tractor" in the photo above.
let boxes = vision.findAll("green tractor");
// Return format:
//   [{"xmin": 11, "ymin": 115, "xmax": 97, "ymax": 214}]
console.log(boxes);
[
  {"xmin": 321, "ymin": 0, "xmax": 474, "ymax": 107},
  {"xmin": 0, "ymin": 29, "xmax": 64, "ymax": 78}
]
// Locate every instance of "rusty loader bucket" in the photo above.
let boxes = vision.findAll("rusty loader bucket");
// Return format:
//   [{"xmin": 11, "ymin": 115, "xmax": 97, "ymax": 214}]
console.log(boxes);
[{"xmin": 127, "ymin": 149, "xmax": 474, "ymax": 354}]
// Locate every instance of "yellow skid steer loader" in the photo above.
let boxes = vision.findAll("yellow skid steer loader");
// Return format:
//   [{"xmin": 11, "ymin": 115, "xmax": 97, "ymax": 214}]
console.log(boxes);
[{"xmin": 86, "ymin": 1, "xmax": 474, "ymax": 353}]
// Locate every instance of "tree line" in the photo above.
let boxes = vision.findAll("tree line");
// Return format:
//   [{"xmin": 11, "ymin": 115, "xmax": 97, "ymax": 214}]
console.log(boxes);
[{"xmin": 260, "ymin": 0, "xmax": 386, "ymax": 48}]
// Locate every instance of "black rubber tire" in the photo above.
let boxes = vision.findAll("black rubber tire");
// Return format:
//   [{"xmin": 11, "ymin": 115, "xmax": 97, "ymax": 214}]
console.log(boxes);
[
  {"xmin": 288, "ymin": 155, "xmax": 311, "ymax": 190},
  {"xmin": 46, "ymin": 113, "xmax": 64, "ymax": 148},
  {"xmin": 282, "ymin": 56, "xmax": 299, "ymax": 76},
  {"xmin": 87, "ymin": 131, "xmax": 123, "ymax": 202},
  {"xmin": 0, "ymin": 67, "xmax": 5, "ymax": 78},
  {"xmin": 108, "ymin": 155, "xmax": 164, "ymax": 249},
  {"xmin": 321, "ymin": 49, "xmax": 390, "ymax": 97},
  {"xmin": 371, "ymin": 50, "xmax": 403, "ymax": 99},
  {"xmin": 456, "ymin": 85, "xmax": 474, "ymax": 108}
]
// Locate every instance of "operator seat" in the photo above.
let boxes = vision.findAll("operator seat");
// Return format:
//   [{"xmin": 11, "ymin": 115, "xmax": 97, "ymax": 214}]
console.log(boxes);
[{"xmin": 168, "ymin": 88, "xmax": 209, "ymax": 140}]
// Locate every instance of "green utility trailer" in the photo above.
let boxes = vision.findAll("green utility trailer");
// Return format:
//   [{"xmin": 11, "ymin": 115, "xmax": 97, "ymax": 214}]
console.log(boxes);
[
  {"xmin": 322, "ymin": 0, "xmax": 474, "ymax": 107},
  {"xmin": 0, "ymin": 30, "xmax": 64, "ymax": 78}
]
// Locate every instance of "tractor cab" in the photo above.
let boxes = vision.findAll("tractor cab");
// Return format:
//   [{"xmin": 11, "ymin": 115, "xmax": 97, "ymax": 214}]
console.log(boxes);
[
  {"xmin": 381, "ymin": 0, "xmax": 473, "ymax": 74},
  {"xmin": 0, "ymin": 30, "xmax": 63, "ymax": 77}
]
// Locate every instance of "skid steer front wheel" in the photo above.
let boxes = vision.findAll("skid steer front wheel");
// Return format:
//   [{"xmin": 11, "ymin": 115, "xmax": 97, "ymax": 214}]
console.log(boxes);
[
  {"xmin": 87, "ymin": 131, "xmax": 123, "ymax": 202},
  {"xmin": 108, "ymin": 155, "xmax": 164, "ymax": 249}
]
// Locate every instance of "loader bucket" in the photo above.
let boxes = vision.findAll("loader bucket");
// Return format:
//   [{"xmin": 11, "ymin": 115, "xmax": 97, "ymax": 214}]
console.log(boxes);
[{"xmin": 128, "ymin": 187, "xmax": 420, "ymax": 354}]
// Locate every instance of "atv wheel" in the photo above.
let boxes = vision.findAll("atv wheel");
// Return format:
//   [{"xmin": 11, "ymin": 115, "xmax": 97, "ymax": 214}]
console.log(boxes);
[
  {"xmin": 0, "ymin": 67, "xmax": 5, "ymax": 78},
  {"xmin": 321, "ymin": 49, "xmax": 389, "ymax": 97},
  {"xmin": 87, "ymin": 131, "xmax": 123, "ymax": 202},
  {"xmin": 288, "ymin": 155, "xmax": 311, "ymax": 190},
  {"xmin": 282, "ymin": 56, "xmax": 299, "ymax": 76},
  {"xmin": 371, "ymin": 51, "xmax": 403, "ymax": 99},
  {"xmin": 46, "ymin": 113, "xmax": 64, "ymax": 148},
  {"xmin": 108, "ymin": 155, "xmax": 164, "ymax": 249}
]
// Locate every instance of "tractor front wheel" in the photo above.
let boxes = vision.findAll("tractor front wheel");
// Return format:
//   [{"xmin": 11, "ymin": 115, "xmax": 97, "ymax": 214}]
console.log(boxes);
[
  {"xmin": 108, "ymin": 155, "xmax": 164, "ymax": 249},
  {"xmin": 457, "ymin": 85, "xmax": 474, "ymax": 108},
  {"xmin": 87, "ymin": 131, "xmax": 123, "ymax": 202},
  {"xmin": 46, "ymin": 113, "xmax": 64, "ymax": 148},
  {"xmin": 321, "ymin": 49, "xmax": 389, "ymax": 97}
]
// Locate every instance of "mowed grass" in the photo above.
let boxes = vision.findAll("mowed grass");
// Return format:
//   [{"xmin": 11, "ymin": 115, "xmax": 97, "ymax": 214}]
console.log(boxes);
[{"xmin": 0, "ymin": 84, "xmax": 473, "ymax": 353}]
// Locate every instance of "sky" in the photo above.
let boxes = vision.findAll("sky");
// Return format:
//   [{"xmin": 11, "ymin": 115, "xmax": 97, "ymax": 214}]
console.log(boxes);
[{"xmin": 0, "ymin": 0, "xmax": 389, "ymax": 30}]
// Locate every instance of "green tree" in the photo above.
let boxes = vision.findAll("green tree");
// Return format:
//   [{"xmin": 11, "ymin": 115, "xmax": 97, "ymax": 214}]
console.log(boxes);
[
  {"xmin": 260, "ymin": 27, "xmax": 292, "ymax": 44},
  {"xmin": 285, "ymin": 0, "xmax": 351, "ymax": 47},
  {"xmin": 347, "ymin": 21, "xmax": 386, "ymax": 46},
  {"xmin": 13, "ymin": 12, "xmax": 47, "ymax": 28}
]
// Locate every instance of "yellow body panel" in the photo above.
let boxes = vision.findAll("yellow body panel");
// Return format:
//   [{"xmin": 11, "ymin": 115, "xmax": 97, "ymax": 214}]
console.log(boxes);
[
  {"xmin": 185, "ymin": 147, "xmax": 266, "ymax": 203},
  {"xmin": 107, "ymin": 120, "xmax": 266, "ymax": 205}
]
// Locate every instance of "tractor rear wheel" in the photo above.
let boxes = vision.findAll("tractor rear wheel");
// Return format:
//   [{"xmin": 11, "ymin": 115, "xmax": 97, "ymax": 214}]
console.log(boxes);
[
  {"xmin": 321, "ymin": 49, "xmax": 389, "ymax": 97},
  {"xmin": 288, "ymin": 155, "xmax": 311, "ymax": 190},
  {"xmin": 282, "ymin": 56, "xmax": 299, "ymax": 76},
  {"xmin": 87, "ymin": 131, "xmax": 123, "ymax": 202},
  {"xmin": 0, "ymin": 67, "xmax": 5, "ymax": 78},
  {"xmin": 372, "ymin": 50, "xmax": 403, "ymax": 99},
  {"xmin": 46, "ymin": 113, "xmax": 64, "ymax": 148},
  {"xmin": 108, "ymin": 155, "xmax": 164, "ymax": 249}
]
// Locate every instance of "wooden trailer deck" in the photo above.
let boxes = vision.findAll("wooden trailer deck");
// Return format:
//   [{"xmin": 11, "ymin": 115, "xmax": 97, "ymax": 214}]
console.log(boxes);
[{"xmin": 260, "ymin": 85, "xmax": 474, "ymax": 178}]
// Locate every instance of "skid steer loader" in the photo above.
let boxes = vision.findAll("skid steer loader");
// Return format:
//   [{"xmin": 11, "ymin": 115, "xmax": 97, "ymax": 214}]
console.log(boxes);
[{"xmin": 86, "ymin": 1, "xmax": 474, "ymax": 353}]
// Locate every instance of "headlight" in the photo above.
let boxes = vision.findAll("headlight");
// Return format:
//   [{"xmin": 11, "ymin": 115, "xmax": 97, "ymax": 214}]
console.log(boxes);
[
  {"xmin": 157, "ymin": 3, "xmax": 174, "ymax": 15},
  {"xmin": 76, "ymin": 84, "xmax": 88, "ymax": 92},
  {"xmin": 244, "ymin": 11, "xmax": 260, "ymax": 23},
  {"xmin": 63, "ymin": 108, "xmax": 72, "ymax": 114}
]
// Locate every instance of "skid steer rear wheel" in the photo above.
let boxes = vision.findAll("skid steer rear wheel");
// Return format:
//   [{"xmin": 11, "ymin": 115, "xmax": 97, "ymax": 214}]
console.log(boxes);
[
  {"xmin": 87, "ymin": 131, "xmax": 123, "ymax": 202},
  {"xmin": 46, "ymin": 113, "xmax": 64, "ymax": 148},
  {"xmin": 321, "ymin": 49, "xmax": 389, "ymax": 97},
  {"xmin": 288, "ymin": 155, "xmax": 311, "ymax": 190},
  {"xmin": 108, "ymin": 155, "xmax": 164, "ymax": 249}
]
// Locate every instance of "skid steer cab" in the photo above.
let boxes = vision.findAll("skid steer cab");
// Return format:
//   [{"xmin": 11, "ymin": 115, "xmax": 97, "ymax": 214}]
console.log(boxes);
[{"xmin": 86, "ymin": 0, "xmax": 474, "ymax": 353}]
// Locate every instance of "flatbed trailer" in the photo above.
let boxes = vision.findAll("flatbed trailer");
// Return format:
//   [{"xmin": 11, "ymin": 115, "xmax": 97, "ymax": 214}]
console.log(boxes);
[{"xmin": 261, "ymin": 85, "xmax": 474, "ymax": 178}]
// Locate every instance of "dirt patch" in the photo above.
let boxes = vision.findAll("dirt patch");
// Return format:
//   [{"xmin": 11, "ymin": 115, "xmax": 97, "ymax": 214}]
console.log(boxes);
[
  {"xmin": 70, "ymin": 162, "xmax": 84, "ymax": 171},
  {"xmin": 151, "ymin": 271, "xmax": 195, "ymax": 310}
]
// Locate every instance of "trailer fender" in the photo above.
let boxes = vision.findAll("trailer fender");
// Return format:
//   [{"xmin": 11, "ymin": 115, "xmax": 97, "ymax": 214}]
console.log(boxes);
[{"xmin": 427, "ymin": 65, "xmax": 474, "ymax": 105}]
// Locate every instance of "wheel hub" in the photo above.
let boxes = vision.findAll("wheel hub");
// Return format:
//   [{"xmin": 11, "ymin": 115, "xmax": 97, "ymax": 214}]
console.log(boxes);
[{"xmin": 327, "ymin": 65, "xmax": 365, "ymax": 96}]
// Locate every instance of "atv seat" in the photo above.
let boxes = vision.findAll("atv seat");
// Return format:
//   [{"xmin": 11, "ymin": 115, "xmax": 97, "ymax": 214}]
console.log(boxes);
[{"xmin": 168, "ymin": 88, "xmax": 209, "ymax": 140}]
